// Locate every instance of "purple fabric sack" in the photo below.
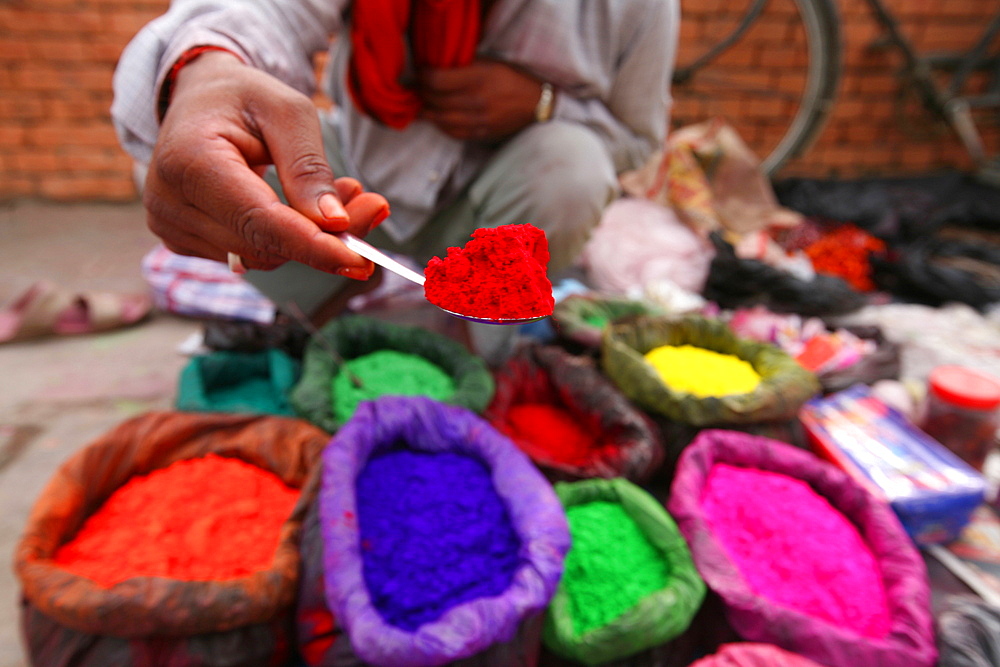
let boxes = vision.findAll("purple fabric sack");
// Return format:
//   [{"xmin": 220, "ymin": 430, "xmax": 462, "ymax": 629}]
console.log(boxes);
[
  {"xmin": 667, "ymin": 429, "xmax": 937, "ymax": 667},
  {"xmin": 319, "ymin": 396, "xmax": 570, "ymax": 667}
]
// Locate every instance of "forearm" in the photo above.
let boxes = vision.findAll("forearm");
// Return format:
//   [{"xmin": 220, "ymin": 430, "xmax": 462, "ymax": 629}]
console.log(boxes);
[{"xmin": 111, "ymin": 0, "xmax": 344, "ymax": 165}]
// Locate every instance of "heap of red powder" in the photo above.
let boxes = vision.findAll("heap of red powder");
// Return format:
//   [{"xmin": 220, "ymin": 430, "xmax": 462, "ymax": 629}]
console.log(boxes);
[
  {"xmin": 424, "ymin": 224, "xmax": 555, "ymax": 320},
  {"xmin": 503, "ymin": 402, "xmax": 596, "ymax": 467},
  {"xmin": 54, "ymin": 454, "xmax": 300, "ymax": 587}
]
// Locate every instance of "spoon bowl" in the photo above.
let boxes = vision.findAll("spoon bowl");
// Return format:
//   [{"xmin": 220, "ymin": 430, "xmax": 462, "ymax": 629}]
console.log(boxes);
[{"xmin": 334, "ymin": 231, "xmax": 550, "ymax": 326}]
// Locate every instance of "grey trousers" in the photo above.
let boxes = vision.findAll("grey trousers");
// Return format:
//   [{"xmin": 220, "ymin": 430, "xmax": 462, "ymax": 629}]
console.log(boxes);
[{"xmin": 245, "ymin": 118, "xmax": 618, "ymax": 318}]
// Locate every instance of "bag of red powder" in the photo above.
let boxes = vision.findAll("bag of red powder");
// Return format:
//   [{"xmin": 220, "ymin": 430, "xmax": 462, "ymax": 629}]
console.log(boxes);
[
  {"xmin": 602, "ymin": 314, "xmax": 820, "ymax": 426},
  {"xmin": 290, "ymin": 314, "xmax": 494, "ymax": 432},
  {"xmin": 667, "ymin": 429, "xmax": 938, "ymax": 667},
  {"xmin": 298, "ymin": 395, "xmax": 570, "ymax": 667},
  {"xmin": 14, "ymin": 411, "xmax": 328, "ymax": 667},
  {"xmin": 484, "ymin": 345, "xmax": 664, "ymax": 482}
]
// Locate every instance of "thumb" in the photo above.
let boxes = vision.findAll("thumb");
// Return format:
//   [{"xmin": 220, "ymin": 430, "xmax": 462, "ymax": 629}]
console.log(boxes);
[{"xmin": 258, "ymin": 97, "xmax": 350, "ymax": 231}]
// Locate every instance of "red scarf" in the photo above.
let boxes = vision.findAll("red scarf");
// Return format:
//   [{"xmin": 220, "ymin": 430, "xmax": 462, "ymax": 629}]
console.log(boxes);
[{"xmin": 348, "ymin": 0, "xmax": 481, "ymax": 129}]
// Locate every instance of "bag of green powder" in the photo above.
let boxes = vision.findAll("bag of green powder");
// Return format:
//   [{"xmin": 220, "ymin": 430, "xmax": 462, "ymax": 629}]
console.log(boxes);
[
  {"xmin": 289, "ymin": 314, "xmax": 494, "ymax": 432},
  {"xmin": 552, "ymin": 293, "xmax": 665, "ymax": 350},
  {"xmin": 176, "ymin": 348, "xmax": 301, "ymax": 416},
  {"xmin": 601, "ymin": 314, "xmax": 819, "ymax": 426},
  {"xmin": 543, "ymin": 478, "xmax": 706, "ymax": 666},
  {"xmin": 484, "ymin": 345, "xmax": 664, "ymax": 482}
]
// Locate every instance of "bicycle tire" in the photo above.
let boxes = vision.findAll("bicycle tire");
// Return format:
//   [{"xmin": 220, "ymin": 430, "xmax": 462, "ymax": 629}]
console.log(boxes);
[{"xmin": 672, "ymin": 0, "xmax": 843, "ymax": 176}]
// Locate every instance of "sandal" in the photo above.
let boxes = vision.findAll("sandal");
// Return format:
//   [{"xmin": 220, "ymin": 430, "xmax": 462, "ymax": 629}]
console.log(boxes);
[{"xmin": 0, "ymin": 281, "xmax": 153, "ymax": 344}]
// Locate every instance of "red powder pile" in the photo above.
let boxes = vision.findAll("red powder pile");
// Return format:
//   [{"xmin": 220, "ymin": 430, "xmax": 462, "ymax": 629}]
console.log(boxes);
[
  {"xmin": 701, "ymin": 463, "xmax": 891, "ymax": 638},
  {"xmin": 424, "ymin": 224, "xmax": 555, "ymax": 320},
  {"xmin": 54, "ymin": 454, "xmax": 300, "ymax": 587},
  {"xmin": 503, "ymin": 402, "xmax": 595, "ymax": 467}
]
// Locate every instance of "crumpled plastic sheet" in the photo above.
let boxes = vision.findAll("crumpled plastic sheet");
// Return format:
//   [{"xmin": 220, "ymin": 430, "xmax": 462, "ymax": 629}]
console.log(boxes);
[
  {"xmin": 581, "ymin": 198, "xmax": 715, "ymax": 296},
  {"xmin": 832, "ymin": 302, "xmax": 1000, "ymax": 384}
]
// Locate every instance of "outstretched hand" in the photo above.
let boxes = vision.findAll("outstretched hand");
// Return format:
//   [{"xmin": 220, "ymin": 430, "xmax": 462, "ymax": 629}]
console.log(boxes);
[
  {"xmin": 418, "ymin": 60, "xmax": 544, "ymax": 142},
  {"xmin": 144, "ymin": 51, "xmax": 389, "ymax": 279}
]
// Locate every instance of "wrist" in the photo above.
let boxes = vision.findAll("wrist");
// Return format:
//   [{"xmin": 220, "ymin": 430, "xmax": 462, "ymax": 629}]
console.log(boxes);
[
  {"xmin": 534, "ymin": 82, "xmax": 555, "ymax": 123},
  {"xmin": 159, "ymin": 47, "xmax": 242, "ymax": 120}
]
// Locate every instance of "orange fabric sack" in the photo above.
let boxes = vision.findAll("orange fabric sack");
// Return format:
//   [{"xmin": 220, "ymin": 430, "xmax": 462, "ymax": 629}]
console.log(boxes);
[{"xmin": 15, "ymin": 411, "xmax": 329, "ymax": 667}]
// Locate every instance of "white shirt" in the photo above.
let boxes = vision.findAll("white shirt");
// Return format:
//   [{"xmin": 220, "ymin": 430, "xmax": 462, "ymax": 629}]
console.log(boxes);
[{"xmin": 112, "ymin": 0, "xmax": 679, "ymax": 241}]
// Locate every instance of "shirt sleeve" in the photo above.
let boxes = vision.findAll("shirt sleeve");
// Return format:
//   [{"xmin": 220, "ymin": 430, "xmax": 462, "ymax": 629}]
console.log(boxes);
[
  {"xmin": 111, "ymin": 0, "xmax": 346, "ymax": 166},
  {"xmin": 552, "ymin": 0, "xmax": 679, "ymax": 174}
]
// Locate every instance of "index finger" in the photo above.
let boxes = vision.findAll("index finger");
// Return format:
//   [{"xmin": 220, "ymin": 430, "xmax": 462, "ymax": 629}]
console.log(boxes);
[{"xmin": 185, "ymin": 144, "xmax": 375, "ymax": 274}]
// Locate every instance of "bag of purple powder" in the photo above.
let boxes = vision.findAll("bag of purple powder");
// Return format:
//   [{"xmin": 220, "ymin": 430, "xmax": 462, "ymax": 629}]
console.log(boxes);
[
  {"xmin": 667, "ymin": 429, "xmax": 938, "ymax": 667},
  {"xmin": 301, "ymin": 395, "xmax": 570, "ymax": 667}
]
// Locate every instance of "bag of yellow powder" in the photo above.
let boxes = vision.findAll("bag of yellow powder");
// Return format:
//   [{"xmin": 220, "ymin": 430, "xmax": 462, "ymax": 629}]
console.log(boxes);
[
  {"xmin": 290, "ymin": 315, "xmax": 494, "ymax": 432},
  {"xmin": 602, "ymin": 315, "xmax": 819, "ymax": 426}
]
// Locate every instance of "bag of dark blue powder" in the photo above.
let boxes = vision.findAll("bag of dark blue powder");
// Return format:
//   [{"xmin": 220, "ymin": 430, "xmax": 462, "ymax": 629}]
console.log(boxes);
[{"xmin": 296, "ymin": 395, "xmax": 571, "ymax": 667}]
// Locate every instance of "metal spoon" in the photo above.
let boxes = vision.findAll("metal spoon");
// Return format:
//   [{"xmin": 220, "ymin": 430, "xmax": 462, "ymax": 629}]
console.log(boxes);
[{"xmin": 334, "ymin": 231, "xmax": 548, "ymax": 326}]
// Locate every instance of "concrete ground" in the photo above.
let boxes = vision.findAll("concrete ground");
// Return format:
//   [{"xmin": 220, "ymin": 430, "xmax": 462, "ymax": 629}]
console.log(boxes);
[{"xmin": 0, "ymin": 200, "xmax": 202, "ymax": 667}]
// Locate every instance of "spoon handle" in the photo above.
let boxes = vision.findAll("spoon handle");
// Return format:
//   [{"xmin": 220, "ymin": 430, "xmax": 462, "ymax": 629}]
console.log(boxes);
[{"xmin": 334, "ymin": 232, "xmax": 426, "ymax": 286}]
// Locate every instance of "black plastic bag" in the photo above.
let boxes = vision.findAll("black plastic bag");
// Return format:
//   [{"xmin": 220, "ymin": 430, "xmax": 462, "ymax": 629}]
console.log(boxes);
[
  {"xmin": 702, "ymin": 233, "xmax": 867, "ymax": 317},
  {"xmin": 937, "ymin": 596, "xmax": 1000, "ymax": 667}
]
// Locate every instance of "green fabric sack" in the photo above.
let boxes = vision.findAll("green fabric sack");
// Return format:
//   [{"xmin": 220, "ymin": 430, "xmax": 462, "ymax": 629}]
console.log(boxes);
[
  {"xmin": 601, "ymin": 315, "xmax": 819, "ymax": 426},
  {"xmin": 552, "ymin": 293, "xmax": 665, "ymax": 349},
  {"xmin": 176, "ymin": 348, "xmax": 300, "ymax": 416},
  {"xmin": 289, "ymin": 314, "xmax": 494, "ymax": 432},
  {"xmin": 543, "ymin": 478, "xmax": 705, "ymax": 666}
]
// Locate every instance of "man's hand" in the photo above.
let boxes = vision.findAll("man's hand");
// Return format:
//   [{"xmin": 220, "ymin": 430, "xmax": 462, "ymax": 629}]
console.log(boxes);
[
  {"xmin": 145, "ymin": 51, "xmax": 389, "ymax": 278},
  {"xmin": 418, "ymin": 60, "xmax": 544, "ymax": 142}
]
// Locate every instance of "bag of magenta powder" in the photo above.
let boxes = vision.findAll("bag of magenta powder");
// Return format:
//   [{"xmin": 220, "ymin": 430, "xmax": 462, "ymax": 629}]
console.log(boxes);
[
  {"xmin": 667, "ymin": 429, "xmax": 938, "ymax": 667},
  {"xmin": 15, "ymin": 411, "xmax": 329, "ymax": 667},
  {"xmin": 484, "ymin": 345, "xmax": 664, "ymax": 483},
  {"xmin": 299, "ymin": 395, "xmax": 570, "ymax": 667}
]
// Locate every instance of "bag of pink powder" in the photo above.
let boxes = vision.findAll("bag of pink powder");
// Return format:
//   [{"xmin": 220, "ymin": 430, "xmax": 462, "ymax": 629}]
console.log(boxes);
[
  {"xmin": 667, "ymin": 429, "xmax": 938, "ymax": 667},
  {"xmin": 296, "ymin": 395, "xmax": 570, "ymax": 667},
  {"xmin": 483, "ymin": 344, "xmax": 665, "ymax": 483}
]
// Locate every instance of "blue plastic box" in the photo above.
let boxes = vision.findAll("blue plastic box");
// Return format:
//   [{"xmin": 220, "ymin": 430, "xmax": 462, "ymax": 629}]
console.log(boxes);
[{"xmin": 800, "ymin": 384, "xmax": 986, "ymax": 545}]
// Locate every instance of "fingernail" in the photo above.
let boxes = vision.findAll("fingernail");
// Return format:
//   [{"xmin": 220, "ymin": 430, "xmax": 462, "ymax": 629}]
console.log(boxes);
[
  {"xmin": 337, "ymin": 266, "xmax": 373, "ymax": 280},
  {"xmin": 319, "ymin": 193, "xmax": 348, "ymax": 221},
  {"xmin": 372, "ymin": 205, "xmax": 390, "ymax": 228}
]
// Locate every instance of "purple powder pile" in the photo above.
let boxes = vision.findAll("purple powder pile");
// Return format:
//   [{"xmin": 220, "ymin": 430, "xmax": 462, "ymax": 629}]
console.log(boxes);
[{"xmin": 356, "ymin": 450, "xmax": 522, "ymax": 631}]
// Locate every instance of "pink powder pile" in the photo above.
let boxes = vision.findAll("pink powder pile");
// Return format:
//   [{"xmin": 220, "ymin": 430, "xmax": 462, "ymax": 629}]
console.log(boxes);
[{"xmin": 701, "ymin": 463, "xmax": 891, "ymax": 638}]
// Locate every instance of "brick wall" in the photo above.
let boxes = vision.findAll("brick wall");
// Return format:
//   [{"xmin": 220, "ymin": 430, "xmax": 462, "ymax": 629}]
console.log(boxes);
[{"xmin": 0, "ymin": 0, "xmax": 997, "ymax": 202}]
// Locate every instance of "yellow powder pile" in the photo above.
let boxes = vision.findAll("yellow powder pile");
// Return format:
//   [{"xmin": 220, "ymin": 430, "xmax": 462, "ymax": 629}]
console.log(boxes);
[{"xmin": 644, "ymin": 344, "xmax": 761, "ymax": 398}]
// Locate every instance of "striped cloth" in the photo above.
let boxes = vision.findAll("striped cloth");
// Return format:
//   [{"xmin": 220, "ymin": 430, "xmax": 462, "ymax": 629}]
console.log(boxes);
[{"xmin": 141, "ymin": 244, "xmax": 276, "ymax": 324}]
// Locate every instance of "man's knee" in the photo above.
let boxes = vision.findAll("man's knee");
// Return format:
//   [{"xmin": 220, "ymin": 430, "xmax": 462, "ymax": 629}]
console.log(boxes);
[{"xmin": 521, "ymin": 122, "xmax": 618, "ymax": 216}]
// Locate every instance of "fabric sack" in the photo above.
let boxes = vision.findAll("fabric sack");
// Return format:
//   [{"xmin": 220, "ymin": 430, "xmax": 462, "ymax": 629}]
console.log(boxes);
[
  {"xmin": 308, "ymin": 395, "xmax": 569, "ymax": 667},
  {"xmin": 15, "ymin": 411, "xmax": 328, "ymax": 667},
  {"xmin": 290, "ymin": 314, "xmax": 494, "ymax": 432},
  {"xmin": 484, "ymin": 345, "xmax": 664, "ymax": 482},
  {"xmin": 667, "ymin": 429, "xmax": 938, "ymax": 667},
  {"xmin": 601, "ymin": 314, "xmax": 819, "ymax": 426},
  {"xmin": 542, "ymin": 478, "xmax": 705, "ymax": 666}
]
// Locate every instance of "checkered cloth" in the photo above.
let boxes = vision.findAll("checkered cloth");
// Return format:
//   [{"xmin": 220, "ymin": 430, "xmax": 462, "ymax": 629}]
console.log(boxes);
[{"xmin": 141, "ymin": 244, "xmax": 276, "ymax": 323}]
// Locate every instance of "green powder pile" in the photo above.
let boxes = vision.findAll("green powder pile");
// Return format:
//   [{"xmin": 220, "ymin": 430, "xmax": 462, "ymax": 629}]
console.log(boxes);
[
  {"xmin": 563, "ymin": 501, "xmax": 670, "ymax": 636},
  {"xmin": 331, "ymin": 350, "xmax": 455, "ymax": 423}
]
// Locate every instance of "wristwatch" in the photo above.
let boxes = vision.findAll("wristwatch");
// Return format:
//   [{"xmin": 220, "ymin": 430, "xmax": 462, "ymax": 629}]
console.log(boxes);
[{"xmin": 535, "ymin": 82, "xmax": 555, "ymax": 123}]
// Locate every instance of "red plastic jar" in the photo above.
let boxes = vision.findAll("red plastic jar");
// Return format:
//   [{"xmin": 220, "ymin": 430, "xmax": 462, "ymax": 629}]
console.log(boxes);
[{"xmin": 921, "ymin": 365, "xmax": 1000, "ymax": 470}]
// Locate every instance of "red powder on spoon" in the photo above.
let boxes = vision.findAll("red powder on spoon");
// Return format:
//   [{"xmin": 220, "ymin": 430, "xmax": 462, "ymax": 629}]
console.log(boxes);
[
  {"xmin": 54, "ymin": 454, "xmax": 300, "ymax": 587},
  {"xmin": 424, "ymin": 224, "xmax": 554, "ymax": 321}
]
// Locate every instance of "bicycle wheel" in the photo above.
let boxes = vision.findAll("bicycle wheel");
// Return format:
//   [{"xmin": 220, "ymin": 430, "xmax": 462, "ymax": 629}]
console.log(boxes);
[{"xmin": 671, "ymin": 0, "xmax": 842, "ymax": 176}]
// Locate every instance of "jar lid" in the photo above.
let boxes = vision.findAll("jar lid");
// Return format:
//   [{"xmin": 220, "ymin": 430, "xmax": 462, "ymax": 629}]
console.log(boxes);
[{"xmin": 929, "ymin": 365, "xmax": 1000, "ymax": 411}]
